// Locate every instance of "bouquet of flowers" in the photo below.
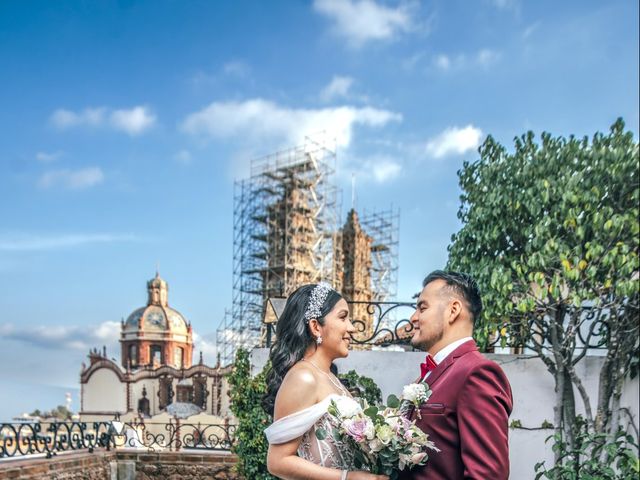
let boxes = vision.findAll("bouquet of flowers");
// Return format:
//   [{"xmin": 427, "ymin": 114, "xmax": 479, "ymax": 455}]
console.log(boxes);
[{"xmin": 316, "ymin": 383, "xmax": 438, "ymax": 479}]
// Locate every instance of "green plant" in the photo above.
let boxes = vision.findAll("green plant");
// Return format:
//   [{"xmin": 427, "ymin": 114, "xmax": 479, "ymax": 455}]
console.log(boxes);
[
  {"xmin": 447, "ymin": 119, "xmax": 639, "ymax": 464},
  {"xmin": 535, "ymin": 416, "xmax": 640, "ymax": 479},
  {"xmin": 338, "ymin": 369, "xmax": 383, "ymax": 405},
  {"xmin": 227, "ymin": 349, "xmax": 276, "ymax": 480}
]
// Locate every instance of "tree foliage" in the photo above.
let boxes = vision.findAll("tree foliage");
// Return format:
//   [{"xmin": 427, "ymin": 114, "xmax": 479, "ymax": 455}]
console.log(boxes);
[
  {"xmin": 29, "ymin": 405, "xmax": 74, "ymax": 421},
  {"xmin": 339, "ymin": 369, "xmax": 383, "ymax": 406},
  {"xmin": 447, "ymin": 119, "xmax": 639, "ymax": 469},
  {"xmin": 535, "ymin": 416, "xmax": 640, "ymax": 479},
  {"xmin": 228, "ymin": 349, "xmax": 276, "ymax": 480}
]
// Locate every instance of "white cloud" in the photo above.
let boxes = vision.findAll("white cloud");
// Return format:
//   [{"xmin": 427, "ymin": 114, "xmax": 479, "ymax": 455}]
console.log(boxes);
[
  {"xmin": 181, "ymin": 98, "xmax": 401, "ymax": 148},
  {"xmin": 476, "ymin": 49, "xmax": 501, "ymax": 67},
  {"xmin": 0, "ymin": 232, "xmax": 137, "ymax": 251},
  {"xmin": 425, "ymin": 125, "xmax": 483, "ymax": 159},
  {"xmin": 110, "ymin": 106, "xmax": 156, "ymax": 135},
  {"xmin": 174, "ymin": 150, "xmax": 192, "ymax": 165},
  {"xmin": 344, "ymin": 155, "xmax": 402, "ymax": 184},
  {"xmin": 433, "ymin": 49, "xmax": 501, "ymax": 71},
  {"xmin": 50, "ymin": 106, "xmax": 156, "ymax": 135},
  {"xmin": 192, "ymin": 332, "xmax": 219, "ymax": 365},
  {"xmin": 313, "ymin": 0, "xmax": 413, "ymax": 47},
  {"xmin": 51, "ymin": 108, "xmax": 106, "ymax": 129},
  {"xmin": 320, "ymin": 75, "xmax": 355, "ymax": 102},
  {"xmin": 435, "ymin": 54, "xmax": 451, "ymax": 71},
  {"xmin": 0, "ymin": 321, "xmax": 120, "ymax": 351},
  {"xmin": 223, "ymin": 60, "xmax": 251, "ymax": 77},
  {"xmin": 522, "ymin": 22, "xmax": 540, "ymax": 39},
  {"xmin": 489, "ymin": 0, "xmax": 519, "ymax": 10},
  {"xmin": 402, "ymin": 51, "xmax": 426, "ymax": 71},
  {"xmin": 38, "ymin": 167, "xmax": 104, "ymax": 189},
  {"xmin": 36, "ymin": 151, "xmax": 63, "ymax": 163},
  {"xmin": 371, "ymin": 159, "xmax": 401, "ymax": 182}
]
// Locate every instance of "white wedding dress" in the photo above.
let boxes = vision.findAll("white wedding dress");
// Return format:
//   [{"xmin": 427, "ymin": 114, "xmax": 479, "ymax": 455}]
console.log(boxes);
[{"xmin": 264, "ymin": 393, "xmax": 357, "ymax": 469}]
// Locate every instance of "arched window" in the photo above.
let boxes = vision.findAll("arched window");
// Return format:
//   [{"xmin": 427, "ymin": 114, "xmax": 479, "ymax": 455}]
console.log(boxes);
[
  {"xmin": 150, "ymin": 345, "xmax": 162, "ymax": 366},
  {"xmin": 128, "ymin": 344, "xmax": 138, "ymax": 366},
  {"xmin": 174, "ymin": 347, "xmax": 184, "ymax": 369}
]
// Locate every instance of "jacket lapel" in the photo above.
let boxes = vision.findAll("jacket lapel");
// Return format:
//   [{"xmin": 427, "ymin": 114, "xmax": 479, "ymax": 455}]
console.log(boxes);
[
  {"xmin": 424, "ymin": 339, "xmax": 478, "ymax": 388},
  {"xmin": 407, "ymin": 340, "xmax": 478, "ymax": 419}
]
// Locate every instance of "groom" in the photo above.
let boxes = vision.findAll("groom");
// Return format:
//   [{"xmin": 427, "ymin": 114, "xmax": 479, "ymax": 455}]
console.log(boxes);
[{"xmin": 402, "ymin": 270, "xmax": 512, "ymax": 480}]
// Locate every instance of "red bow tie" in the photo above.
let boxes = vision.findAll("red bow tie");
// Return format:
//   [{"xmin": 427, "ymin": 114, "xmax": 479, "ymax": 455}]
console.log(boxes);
[{"xmin": 420, "ymin": 354, "xmax": 437, "ymax": 378}]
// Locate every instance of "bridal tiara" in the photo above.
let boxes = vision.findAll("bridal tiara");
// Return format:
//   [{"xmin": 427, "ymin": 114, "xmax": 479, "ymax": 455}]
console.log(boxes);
[{"xmin": 304, "ymin": 282, "xmax": 333, "ymax": 322}]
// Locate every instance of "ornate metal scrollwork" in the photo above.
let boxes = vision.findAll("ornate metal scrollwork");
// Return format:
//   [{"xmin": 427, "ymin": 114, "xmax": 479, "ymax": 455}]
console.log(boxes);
[
  {"xmin": 0, "ymin": 421, "xmax": 112, "ymax": 459},
  {"xmin": 347, "ymin": 301, "xmax": 416, "ymax": 345},
  {"xmin": 0, "ymin": 420, "xmax": 236, "ymax": 458}
]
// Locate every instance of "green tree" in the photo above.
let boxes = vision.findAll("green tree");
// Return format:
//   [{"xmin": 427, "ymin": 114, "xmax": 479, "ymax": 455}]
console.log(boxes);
[
  {"xmin": 228, "ymin": 349, "xmax": 276, "ymax": 480},
  {"xmin": 29, "ymin": 405, "xmax": 74, "ymax": 420},
  {"xmin": 447, "ymin": 119, "xmax": 639, "ymax": 472}
]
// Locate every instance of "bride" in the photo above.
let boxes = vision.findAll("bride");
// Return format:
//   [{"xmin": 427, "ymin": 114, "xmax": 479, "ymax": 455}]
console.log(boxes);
[{"xmin": 263, "ymin": 283, "xmax": 388, "ymax": 480}]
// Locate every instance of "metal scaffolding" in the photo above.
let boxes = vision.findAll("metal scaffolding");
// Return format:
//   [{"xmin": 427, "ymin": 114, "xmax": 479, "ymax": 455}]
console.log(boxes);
[
  {"xmin": 218, "ymin": 139, "xmax": 340, "ymax": 365},
  {"xmin": 360, "ymin": 208, "xmax": 400, "ymax": 302},
  {"xmin": 216, "ymin": 138, "xmax": 400, "ymax": 365}
]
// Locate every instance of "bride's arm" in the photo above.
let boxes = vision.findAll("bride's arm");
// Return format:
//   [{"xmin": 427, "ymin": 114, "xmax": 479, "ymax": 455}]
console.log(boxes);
[
  {"xmin": 267, "ymin": 367, "xmax": 386, "ymax": 480},
  {"xmin": 268, "ymin": 438, "xmax": 385, "ymax": 480}
]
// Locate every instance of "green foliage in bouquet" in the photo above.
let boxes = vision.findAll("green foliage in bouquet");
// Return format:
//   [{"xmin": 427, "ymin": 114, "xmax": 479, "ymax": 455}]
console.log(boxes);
[
  {"xmin": 227, "ymin": 349, "xmax": 276, "ymax": 480},
  {"xmin": 317, "ymin": 388, "xmax": 436, "ymax": 480}
]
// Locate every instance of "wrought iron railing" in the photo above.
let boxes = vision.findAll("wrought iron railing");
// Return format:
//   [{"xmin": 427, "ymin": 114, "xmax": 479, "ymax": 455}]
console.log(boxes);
[
  {"xmin": 0, "ymin": 420, "xmax": 237, "ymax": 459},
  {"xmin": 114, "ymin": 420, "xmax": 236, "ymax": 451},
  {"xmin": 0, "ymin": 421, "xmax": 112, "ymax": 459},
  {"xmin": 348, "ymin": 301, "xmax": 416, "ymax": 345},
  {"xmin": 263, "ymin": 300, "xmax": 417, "ymax": 348},
  {"xmin": 263, "ymin": 299, "xmax": 612, "ymax": 352}
]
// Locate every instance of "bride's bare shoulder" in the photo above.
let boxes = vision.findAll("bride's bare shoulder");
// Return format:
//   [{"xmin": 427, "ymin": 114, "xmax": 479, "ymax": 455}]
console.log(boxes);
[{"xmin": 273, "ymin": 362, "xmax": 319, "ymax": 420}]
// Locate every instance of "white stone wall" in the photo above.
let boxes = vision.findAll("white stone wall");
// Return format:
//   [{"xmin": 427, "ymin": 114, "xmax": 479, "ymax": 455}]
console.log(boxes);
[
  {"xmin": 83, "ymin": 368, "xmax": 127, "ymax": 414},
  {"xmin": 252, "ymin": 348, "xmax": 639, "ymax": 480}
]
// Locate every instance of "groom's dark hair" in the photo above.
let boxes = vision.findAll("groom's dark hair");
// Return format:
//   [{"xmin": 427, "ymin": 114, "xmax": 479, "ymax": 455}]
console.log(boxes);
[{"xmin": 423, "ymin": 270, "xmax": 482, "ymax": 323}]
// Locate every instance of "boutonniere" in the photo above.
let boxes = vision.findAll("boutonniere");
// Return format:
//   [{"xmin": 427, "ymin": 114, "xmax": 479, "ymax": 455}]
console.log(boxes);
[{"xmin": 400, "ymin": 382, "xmax": 432, "ymax": 418}]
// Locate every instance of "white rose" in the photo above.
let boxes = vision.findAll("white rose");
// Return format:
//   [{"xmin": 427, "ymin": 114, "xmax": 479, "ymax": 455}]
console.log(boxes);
[
  {"xmin": 333, "ymin": 396, "xmax": 362, "ymax": 418},
  {"xmin": 364, "ymin": 418, "xmax": 375, "ymax": 440},
  {"xmin": 369, "ymin": 438, "xmax": 384, "ymax": 453},
  {"xmin": 402, "ymin": 383, "xmax": 427, "ymax": 403}
]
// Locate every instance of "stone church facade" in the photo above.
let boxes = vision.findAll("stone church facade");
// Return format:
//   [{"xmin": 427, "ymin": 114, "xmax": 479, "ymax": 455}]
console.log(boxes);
[{"xmin": 80, "ymin": 273, "xmax": 232, "ymax": 423}]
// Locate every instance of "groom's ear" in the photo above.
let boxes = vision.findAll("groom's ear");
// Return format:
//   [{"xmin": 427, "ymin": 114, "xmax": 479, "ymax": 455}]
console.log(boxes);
[{"xmin": 448, "ymin": 298, "xmax": 463, "ymax": 323}]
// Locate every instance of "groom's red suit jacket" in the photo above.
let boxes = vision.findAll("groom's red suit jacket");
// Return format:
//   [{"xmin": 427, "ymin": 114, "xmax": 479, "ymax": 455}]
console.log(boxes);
[{"xmin": 401, "ymin": 340, "xmax": 513, "ymax": 480}]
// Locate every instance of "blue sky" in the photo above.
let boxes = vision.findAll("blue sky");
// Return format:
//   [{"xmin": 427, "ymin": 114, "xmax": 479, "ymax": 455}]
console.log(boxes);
[{"xmin": 0, "ymin": 0, "xmax": 638, "ymax": 419}]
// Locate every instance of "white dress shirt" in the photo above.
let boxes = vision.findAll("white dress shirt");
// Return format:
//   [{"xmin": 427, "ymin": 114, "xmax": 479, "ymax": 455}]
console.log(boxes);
[{"xmin": 422, "ymin": 336, "xmax": 474, "ymax": 382}]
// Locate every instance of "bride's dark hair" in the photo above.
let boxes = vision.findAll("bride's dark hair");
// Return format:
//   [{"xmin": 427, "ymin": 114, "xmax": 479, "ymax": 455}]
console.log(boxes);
[{"xmin": 262, "ymin": 283, "xmax": 343, "ymax": 416}]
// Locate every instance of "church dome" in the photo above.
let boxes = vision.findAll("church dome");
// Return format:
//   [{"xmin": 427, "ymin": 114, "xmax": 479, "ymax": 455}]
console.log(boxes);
[
  {"xmin": 120, "ymin": 272, "xmax": 193, "ymax": 370},
  {"xmin": 122, "ymin": 272, "xmax": 189, "ymax": 334},
  {"xmin": 124, "ymin": 305, "xmax": 189, "ymax": 334}
]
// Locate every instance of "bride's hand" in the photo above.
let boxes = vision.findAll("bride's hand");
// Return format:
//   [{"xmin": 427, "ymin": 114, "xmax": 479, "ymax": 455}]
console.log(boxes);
[{"xmin": 346, "ymin": 472, "xmax": 389, "ymax": 480}]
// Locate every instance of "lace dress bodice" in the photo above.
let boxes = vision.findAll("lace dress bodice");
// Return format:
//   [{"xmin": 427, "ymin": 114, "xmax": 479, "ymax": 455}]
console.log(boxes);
[{"xmin": 265, "ymin": 394, "xmax": 357, "ymax": 469}]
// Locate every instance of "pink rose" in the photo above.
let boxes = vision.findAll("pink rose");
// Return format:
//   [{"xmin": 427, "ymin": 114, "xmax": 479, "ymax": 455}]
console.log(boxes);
[{"xmin": 344, "ymin": 418, "xmax": 370, "ymax": 443}]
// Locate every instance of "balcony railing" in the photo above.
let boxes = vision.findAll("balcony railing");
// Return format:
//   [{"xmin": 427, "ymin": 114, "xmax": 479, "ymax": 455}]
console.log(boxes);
[
  {"xmin": 0, "ymin": 420, "xmax": 237, "ymax": 459},
  {"xmin": 264, "ymin": 299, "xmax": 610, "ymax": 352}
]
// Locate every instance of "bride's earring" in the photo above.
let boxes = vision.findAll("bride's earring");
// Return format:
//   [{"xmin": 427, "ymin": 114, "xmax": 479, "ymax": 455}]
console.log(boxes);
[{"xmin": 316, "ymin": 336, "xmax": 323, "ymax": 345}]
